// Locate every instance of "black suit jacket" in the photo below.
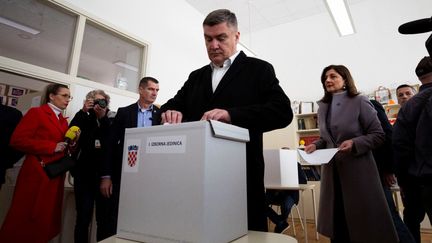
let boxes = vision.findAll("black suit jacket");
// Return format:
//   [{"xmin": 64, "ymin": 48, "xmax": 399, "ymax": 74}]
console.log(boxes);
[
  {"xmin": 161, "ymin": 51, "xmax": 293, "ymax": 230},
  {"xmin": 0, "ymin": 104, "xmax": 23, "ymax": 185},
  {"xmin": 103, "ymin": 103, "xmax": 161, "ymax": 182},
  {"xmin": 370, "ymin": 99, "xmax": 394, "ymax": 179},
  {"xmin": 69, "ymin": 109, "xmax": 112, "ymax": 176}
]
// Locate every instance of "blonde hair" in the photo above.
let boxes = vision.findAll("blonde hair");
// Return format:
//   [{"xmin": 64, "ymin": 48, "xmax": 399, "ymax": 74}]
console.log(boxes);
[{"xmin": 85, "ymin": 90, "xmax": 110, "ymax": 106}]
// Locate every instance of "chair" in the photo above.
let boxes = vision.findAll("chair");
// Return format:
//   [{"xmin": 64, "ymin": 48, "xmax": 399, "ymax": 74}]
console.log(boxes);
[{"xmin": 268, "ymin": 203, "xmax": 304, "ymax": 235}]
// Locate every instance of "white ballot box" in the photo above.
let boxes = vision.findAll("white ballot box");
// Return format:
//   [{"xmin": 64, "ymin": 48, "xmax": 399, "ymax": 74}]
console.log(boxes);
[
  {"xmin": 117, "ymin": 120, "xmax": 249, "ymax": 243},
  {"xmin": 264, "ymin": 149, "xmax": 299, "ymax": 186}
]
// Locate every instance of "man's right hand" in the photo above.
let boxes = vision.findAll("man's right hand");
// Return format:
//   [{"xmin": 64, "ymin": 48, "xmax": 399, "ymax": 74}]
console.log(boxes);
[
  {"xmin": 82, "ymin": 99, "xmax": 94, "ymax": 113},
  {"xmin": 161, "ymin": 110, "xmax": 183, "ymax": 124},
  {"xmin": 100, "ymin": 178, "xmax": 113, "ymax": 198}
]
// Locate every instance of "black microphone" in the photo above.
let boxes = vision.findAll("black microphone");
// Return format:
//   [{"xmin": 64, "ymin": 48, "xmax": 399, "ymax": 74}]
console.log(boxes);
[{"xmin": 398, "ymin": 17, "xmax": 432, "ymax": 34}]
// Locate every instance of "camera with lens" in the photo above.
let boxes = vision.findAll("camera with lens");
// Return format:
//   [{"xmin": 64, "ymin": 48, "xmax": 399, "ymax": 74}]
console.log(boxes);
[{"xmin": 94, "ymin": 99, "xmax": 107, "ymax": 108}]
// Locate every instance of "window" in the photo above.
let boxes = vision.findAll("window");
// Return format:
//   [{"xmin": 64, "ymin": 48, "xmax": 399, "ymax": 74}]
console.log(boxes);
[
  {"xmin": 78, "ymin": 22, "xmax": 143, "ymax": 91},
  {"xmin": 0, "ymin": 0, "xmax": 148, "ymax": 92},
  {"xmin": 0, "ymin": 0, "xmax": 76, "ymax": 73}
]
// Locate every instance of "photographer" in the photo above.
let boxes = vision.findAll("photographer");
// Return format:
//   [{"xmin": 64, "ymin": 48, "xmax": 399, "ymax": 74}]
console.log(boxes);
[{"xmin": 69, "ymin": 89, "xmax": 112, "ymax": 243}]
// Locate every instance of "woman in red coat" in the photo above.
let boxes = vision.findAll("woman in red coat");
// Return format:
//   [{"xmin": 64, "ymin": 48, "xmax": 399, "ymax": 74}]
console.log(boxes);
[{"xmin": 0, "ymin": 83, "xmax": 72, "ymax": 243}]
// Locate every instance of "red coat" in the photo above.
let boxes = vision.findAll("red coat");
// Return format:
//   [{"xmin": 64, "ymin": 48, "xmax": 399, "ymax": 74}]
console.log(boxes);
[{"xmin": 0, "ymin": 104, "xmax": 68, "ymax": 243}]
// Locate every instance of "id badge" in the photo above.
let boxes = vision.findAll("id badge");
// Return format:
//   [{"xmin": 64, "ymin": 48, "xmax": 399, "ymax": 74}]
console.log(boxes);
[{"xmin": 95, "ymin": 139, "xmax": 101, "ymax": 149}]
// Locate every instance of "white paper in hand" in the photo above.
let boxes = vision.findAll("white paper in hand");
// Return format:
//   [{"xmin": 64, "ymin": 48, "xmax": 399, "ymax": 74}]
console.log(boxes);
[{"xmin": 297, "ymin": 148, "xmax": 338, "ymax": 165}]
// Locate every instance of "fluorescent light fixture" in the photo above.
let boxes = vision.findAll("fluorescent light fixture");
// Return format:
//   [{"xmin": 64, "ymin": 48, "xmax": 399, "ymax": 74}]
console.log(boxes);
[
  {"xmin": 324, "ymin": 0, "xmax": 355, "ymax": 36},
  {"xmin": 0, "ymin": 16, "xmax": 41, "ymax": 35},
  {"xmin": 114, "ymin": 61, "xmax": 139, "ymax": 72}
]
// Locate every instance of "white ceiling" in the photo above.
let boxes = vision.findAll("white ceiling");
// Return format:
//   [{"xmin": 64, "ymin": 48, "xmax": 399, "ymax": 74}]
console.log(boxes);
[{"xmin": 185, "ymin": 0, "xmax": 363, "ymax": 34}]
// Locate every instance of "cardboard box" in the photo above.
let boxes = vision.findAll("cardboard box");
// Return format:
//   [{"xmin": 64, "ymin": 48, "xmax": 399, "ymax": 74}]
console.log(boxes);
[
  {"xmin": 117, "ymin": 120, "xmax": 249, "ymax": 243},
  {"xmin": 264, "ymin": 149, "xmax": 299, "ymax": 186}
]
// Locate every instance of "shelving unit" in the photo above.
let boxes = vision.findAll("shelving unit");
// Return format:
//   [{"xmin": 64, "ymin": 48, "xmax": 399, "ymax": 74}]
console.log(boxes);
[
  {"xmin": 297, "ymin": 128, "xmax": 320, "ymax": 134},
  {"xmin": 370, "ymin": 83, "xmax": 420, "ymax": 124},
  {"xmin": 294, "ymin": 112, "xmax": 322, "ymax": 220},
  {"xmin": 384, "ymin": 103, "xmax": 400, "ymax": 125},
  {"xmin": 295, "ymin": 112, "xmax": 319, "ymax": 148}
]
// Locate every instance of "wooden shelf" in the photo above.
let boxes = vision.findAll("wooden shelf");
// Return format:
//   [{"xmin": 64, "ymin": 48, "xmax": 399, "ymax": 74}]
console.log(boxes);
[
  {"xmin": 296, "ymin": 112, "xmax": 317, "ymax": 118},
  {"xmin": 295, "ymin": 111, "xmax": 319, "ymax": 148},
  {"xmin": 297, "ymin": 128, "xmax": 319, "ymax": 134},
  {"xmin": 384, "ymin": 104, "xmax": 400, "ymax": 109},
  {"xmin": 385, "ymin": 103, "xmax": 400, "ymax": 120}
]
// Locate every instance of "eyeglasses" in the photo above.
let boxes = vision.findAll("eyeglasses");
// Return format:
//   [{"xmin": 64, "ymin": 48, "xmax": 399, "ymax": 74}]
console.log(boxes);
[{"xmin": 56, "ymin": 93, "xmax": 73, "ymax": 101}]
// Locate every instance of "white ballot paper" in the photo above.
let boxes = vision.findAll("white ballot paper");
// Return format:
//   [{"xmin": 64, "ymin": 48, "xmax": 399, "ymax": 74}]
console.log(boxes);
[{"xmin": 297, "ymin": 148, "xmax": 338, "ymax": 165}]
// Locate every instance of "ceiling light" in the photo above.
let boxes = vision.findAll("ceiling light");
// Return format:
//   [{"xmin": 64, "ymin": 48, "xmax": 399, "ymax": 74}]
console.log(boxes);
[
  {"xmin": 0, "ymin": 16, "xmax": 41, "ymax": 35},
  {"xmin": 114, "ymin": 61, "xmax": 139, "ymax": 72},
  {"xmin": 324, "ymin": 0, "xmax": 355, "ymax": 36}
]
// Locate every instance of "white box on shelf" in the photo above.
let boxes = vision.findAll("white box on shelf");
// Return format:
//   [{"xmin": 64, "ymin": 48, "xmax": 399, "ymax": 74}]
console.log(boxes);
[
  {"xmin": 264, "ymin": 149, "xmax": 299, "ymax": 186},
  {"xmin": 300, "ymin": 101, "xmax": 314, "ymax": 114},
  {"xmin": 117, "ymin": 120, "xmax": 249, "ymax": 243}
]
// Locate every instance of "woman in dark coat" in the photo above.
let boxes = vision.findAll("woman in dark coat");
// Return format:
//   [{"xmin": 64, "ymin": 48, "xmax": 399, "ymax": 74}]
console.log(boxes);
[
  {"xmin": 0, "ymin": 83, "xmax": 72, "ymax": 243},
  {"xmin": 304, "ymin": 65, "xmax": 398, "ymax": 243}
]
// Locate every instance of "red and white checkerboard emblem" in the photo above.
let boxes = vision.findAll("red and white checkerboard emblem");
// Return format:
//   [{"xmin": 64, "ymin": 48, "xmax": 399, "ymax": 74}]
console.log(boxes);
[{"xmin": 127, "ymin": 145, "xmax": 139, "ymax": 167}]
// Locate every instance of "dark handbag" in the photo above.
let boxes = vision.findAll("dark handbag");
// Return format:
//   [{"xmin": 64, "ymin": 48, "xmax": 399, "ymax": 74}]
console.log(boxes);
[{"xmin": 39, "ymin": 155, "xmax": 76, "ymax": 179}]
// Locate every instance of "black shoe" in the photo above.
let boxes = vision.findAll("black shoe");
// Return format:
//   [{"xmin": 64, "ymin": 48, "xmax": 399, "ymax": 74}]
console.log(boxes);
[{"xmin": 274, "ymin": 221, "xmax": 289, "ymax": 233}]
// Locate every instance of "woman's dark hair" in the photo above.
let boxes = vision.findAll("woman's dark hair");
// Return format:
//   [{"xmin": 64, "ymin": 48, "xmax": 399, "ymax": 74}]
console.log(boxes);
[
  {"xmin": 43, "ymin": 83, "xmax": 69, "ymax": 104},
  {"xmin": 320, "ymin": 65, "xmax": 359, "ymax": 103}
]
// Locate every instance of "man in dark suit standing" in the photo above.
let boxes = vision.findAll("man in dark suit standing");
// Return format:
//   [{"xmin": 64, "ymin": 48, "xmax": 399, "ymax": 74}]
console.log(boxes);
[
  {"xmin": 370, "ymin": 99, "xmax": 415, "ymax": 243},
  {"xmin": 161, "ymin": 9, "xmax": 293, "ymax": 231},
  {"xmin": 0, "ymin": 103, "xmax": 23, "ymax": 190},
  {"xmin": 394, "ymin": 56, "xmax": 432, "ymax": 243},
  {"xmin": 99, "ymin": 77, "xmax": 161, "ymax": 240}
]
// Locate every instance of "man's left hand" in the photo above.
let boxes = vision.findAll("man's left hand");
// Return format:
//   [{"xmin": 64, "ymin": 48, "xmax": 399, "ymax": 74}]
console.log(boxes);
[{"xmin": 201, "ymin": 108, "xmax": 231, "ymax": 123}]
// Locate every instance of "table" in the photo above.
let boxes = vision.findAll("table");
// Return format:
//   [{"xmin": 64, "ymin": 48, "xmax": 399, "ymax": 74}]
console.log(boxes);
[
  {"xmin": 265, "ymin": 183, "xmax": 319, "ymax": 243},
  {"xmin": 99, "ymin": 231, "xmax": 297, "ymax": 243}
]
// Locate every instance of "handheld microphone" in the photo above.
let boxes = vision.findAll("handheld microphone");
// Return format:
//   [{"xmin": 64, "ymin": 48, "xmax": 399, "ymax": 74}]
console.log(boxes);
[
  {"xmin": 398, "ymin": 17, "xmax": 432, "ymax": 34},
  {"xmin": 64, "ymin": 126, "xmax": 80, "ymax": 145}
]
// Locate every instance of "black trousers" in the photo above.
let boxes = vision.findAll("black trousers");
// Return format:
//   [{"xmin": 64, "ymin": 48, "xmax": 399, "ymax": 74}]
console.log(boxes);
[
  {"xmin": 382, "ymin": 185, "xmax": 415, "ymax": 243},
  {"xmin": 401, "ymin": 176, "xmax": 432, "ymax": 243},
  {"xmin": 73, "ymin": 173, "xmax": 119, "ymax": 243},
  {"xmin": 95, "ymin": 178, "xmax": 120, "ymax": 242},
  {"xmin": 247, "ymin": 181, "xmax": 268, "ymax": 232}
]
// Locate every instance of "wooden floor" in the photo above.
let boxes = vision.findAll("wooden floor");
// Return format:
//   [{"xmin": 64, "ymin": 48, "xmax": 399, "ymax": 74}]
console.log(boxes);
[{"xmin": 269, "ymin": 219, "xmax": 432, "ymax": 243}]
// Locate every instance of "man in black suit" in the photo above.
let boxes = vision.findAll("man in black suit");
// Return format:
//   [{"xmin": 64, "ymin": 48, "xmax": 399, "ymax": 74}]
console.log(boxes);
[
  {"xmin": 394, "ymin": 56, "xmax": 432, "ymax": 243},
  {"xmin": 161, "ymin": 9, "xmax": 293, "ymax": 231},
  {"xmin": 99, "ymin": 77, "xmax": 161, "ymax": 240},
  {"xmin": 370, "ymin": 100, "xmax": 415, "ymax": 243},
  {"xmin": 0, "ymin": 104, "xmax": 23, "ymax": 190}
]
